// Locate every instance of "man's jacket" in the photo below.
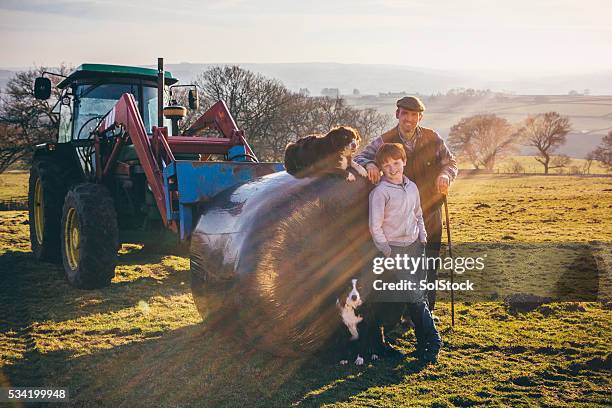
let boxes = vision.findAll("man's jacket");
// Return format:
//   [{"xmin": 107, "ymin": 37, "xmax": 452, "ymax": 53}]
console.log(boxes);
[{"xmin": 355, "ymin": 126, "xmax": 458, "ymax": 216}]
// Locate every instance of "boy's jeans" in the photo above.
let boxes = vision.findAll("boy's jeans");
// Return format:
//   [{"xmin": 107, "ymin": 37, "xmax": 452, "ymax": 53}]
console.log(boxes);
[
  {"xmin": 389, "ymin": 242, "xmax": 442, "ymax": 354},
  {"xmin": 405, "ymin": 300, "xmax": 442, "ymax": 354},
  {"xmin": 386, "ymin": 241, "xmax": 427, "ymax": 303}
]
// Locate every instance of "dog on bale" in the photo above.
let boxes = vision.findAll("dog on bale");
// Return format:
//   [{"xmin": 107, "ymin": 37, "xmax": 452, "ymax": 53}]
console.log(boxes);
[{"xmin": 284, "ymin": 126, "xmax": 368, "ymax": 181}]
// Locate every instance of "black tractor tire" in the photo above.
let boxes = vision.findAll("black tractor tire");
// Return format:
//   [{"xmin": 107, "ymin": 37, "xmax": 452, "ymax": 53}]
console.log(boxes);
[
  {"xmin": 29, "ymin": 159, "xmax": 67, "ymax": 262},
  {"xmin": 61, "ymin": 183, "xmax": 118, "ymax": 289}
]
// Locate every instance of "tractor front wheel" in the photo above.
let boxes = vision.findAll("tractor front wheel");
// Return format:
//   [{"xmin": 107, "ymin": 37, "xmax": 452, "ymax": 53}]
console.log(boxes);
[{"xmin": 61, "ymin": 183, "xmax": 118, "ymax": 289}]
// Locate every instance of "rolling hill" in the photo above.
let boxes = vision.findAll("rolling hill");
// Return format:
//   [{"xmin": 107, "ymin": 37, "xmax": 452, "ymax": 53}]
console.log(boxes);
[{"xmin": 346, "ymin": 94, "xmax": 612, "ymax": 159}]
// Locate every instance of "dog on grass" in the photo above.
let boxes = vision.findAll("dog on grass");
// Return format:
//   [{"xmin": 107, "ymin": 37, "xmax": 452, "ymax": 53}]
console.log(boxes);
[
  {"xmin": 335, "ymin": 278, "xmax": 385, "ymax": 366},
  {"xmin": 284, "ymin": 126, "xmax": 368, "ymax": 181}
]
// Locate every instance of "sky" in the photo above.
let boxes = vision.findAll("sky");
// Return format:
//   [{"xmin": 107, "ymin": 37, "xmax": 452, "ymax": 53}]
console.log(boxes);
[{"xmin": 0, "ymin": 0, "xmax": 611, "ymax": 75}]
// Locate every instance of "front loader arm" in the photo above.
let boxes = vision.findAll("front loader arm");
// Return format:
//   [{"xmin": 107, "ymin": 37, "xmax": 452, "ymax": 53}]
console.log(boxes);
[
  {"xmin": 95, "ymin": 93, "xmax": 274, "ymax": 239},
  {"xmin": 184, "ymin": 100, "xmax": 256, "ymax": 159},
  {"xmin": 97, "ymin": 93, "xmax": 176, "ymax": 231}
]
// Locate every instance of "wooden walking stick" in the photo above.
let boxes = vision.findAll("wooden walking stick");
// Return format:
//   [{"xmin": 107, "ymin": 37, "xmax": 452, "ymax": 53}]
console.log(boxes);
[{"xmin": 443, "ymin": 195, "xmax": 455, "ymax": 326}]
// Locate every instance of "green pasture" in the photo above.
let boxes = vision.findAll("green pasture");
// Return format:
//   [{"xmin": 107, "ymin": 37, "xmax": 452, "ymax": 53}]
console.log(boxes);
[{"xmin": 0, "ymin": 174, "xmax": 610, "ymax": 407}]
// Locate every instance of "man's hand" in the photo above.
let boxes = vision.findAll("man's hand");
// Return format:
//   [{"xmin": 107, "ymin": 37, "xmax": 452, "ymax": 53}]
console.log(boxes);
[
  {"xmin": 436, "ymin": 174, "xmax": 450, "ymax": 195},
  {"xmin": 365, "ymin": 163, "xmax": 381, "ymax": 184}
]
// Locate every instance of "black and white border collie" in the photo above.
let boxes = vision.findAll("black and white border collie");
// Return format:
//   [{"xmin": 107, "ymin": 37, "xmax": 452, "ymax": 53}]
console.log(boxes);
[{"xmin": 335, "ymin": 278, "xmax": 385, "ymax": 365}]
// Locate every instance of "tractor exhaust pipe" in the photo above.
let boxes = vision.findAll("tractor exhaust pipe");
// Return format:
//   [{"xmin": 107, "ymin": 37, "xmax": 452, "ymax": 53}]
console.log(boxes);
[{"xmin": 157, "ymin": 57, "xmax": 164, "ymax": 128}]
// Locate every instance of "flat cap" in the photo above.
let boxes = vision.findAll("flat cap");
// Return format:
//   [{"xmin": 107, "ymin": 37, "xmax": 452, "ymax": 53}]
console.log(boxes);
[{"xmin": 396, "ymin": 96, "xmax": 425, "ymax": 112}]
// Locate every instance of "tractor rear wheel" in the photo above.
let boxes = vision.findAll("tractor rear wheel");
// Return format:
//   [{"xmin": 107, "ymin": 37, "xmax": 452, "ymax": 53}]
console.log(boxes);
[
  {"xmin": 29, "ymin": 159, "xmax": 66, "ymax": 261},
  {"xmin": 61, "ymin": 183, "xmax": 118, "ymax": 289}
]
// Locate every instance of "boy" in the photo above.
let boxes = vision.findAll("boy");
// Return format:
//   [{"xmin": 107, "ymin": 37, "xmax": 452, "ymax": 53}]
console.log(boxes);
[{"xmin": 368, "ymin": 143, "xmax": 442, "ymax": 363}]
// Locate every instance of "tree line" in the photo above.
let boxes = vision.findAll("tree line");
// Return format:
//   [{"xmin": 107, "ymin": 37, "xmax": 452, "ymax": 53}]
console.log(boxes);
[
  {"xmin": 185, "ymin": 66, "xmax": 391, "ymax": 161},
  {"xmin": 0, "ymin": 66, "xmax": 71, "ymax": 173},
  {"xmin": 0, "ymin": 65, "xmax": 610, "ymax": 173},
  {"xmin": 0, "ymin": 66, "xmax": 391, "ymax": 172},
  {"xmin": 448, "ymin": 112, "xmax": 611, "ymax": 174}
]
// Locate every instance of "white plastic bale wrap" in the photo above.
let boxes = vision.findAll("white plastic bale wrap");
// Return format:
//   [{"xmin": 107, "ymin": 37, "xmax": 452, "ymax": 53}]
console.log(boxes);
[{"xmin": 190, "ymin": 171, "xmax": 378, "ymax": 355}]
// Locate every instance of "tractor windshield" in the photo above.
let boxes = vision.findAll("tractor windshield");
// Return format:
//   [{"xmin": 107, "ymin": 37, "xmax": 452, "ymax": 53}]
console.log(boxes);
[
  {"xmin": 73, "ymin": 82, "xmax": 166, "ymax": 139},
  {"xmin": 142, "ymin": 86, "xmax": 163, "ymax": 132}
]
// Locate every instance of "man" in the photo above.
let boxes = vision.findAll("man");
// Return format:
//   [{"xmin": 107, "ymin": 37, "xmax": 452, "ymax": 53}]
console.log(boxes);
[{"xmin": 355, "ymin": 96, "xmax": 458, "ymax": 312}]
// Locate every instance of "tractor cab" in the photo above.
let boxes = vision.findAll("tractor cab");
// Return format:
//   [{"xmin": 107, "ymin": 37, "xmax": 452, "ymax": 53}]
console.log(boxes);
[
  {"xmin": 33, "ymin": 63, "xmax": 205, "ymax": 179},
  {"xmin": 36, "ymin": 64, "xmax": 189, "ymax": 142}
]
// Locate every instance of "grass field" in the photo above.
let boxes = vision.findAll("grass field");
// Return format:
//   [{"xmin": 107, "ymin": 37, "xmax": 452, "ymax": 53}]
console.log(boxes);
[
  {"xmin": 458, "ymin": 155, "xmax": 610, "ymax": 175},
  {"xmin": 0, "ymin": 154, "xmax": 609, "ymax": 205},
  {"xmin": 0, "ymin": 174, "xmax": 611, "ymax": 407},
  {"xmin": 0, "ymin": 171, "xmax": 28, "ymax": 201}
]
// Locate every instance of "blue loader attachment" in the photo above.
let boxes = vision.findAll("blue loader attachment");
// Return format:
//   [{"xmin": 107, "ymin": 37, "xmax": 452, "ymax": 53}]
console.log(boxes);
[{"xmin": 163, "ymin": 160, "xmax": 284, "ymax": 240}]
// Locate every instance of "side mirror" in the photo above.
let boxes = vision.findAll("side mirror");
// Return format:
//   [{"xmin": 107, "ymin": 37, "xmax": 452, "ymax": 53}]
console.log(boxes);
[
  {"xmin": 34, "ymin": 77, "xmax": 52, "ymax": 100},
  {"xmin": 188, "ymin": 89, "xmax": 199, "ymax": 110}
]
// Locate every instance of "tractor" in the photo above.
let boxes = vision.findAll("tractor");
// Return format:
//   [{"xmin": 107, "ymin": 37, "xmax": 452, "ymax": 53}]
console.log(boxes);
[{"xmin": 29, "ymin": 58, "xmax": 283, "ymax": 289}]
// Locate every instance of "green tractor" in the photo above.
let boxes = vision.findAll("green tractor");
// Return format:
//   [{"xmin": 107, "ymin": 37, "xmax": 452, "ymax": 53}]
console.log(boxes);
[{"xmin": 29, "ymin": 60, "xmax": 281, "ymax": 289}]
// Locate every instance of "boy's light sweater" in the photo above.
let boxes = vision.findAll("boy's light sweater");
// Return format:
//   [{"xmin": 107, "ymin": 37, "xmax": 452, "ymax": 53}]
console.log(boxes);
[{"xmin": 369, "ymin": 175, "xmax": 427, "ymax": 257}]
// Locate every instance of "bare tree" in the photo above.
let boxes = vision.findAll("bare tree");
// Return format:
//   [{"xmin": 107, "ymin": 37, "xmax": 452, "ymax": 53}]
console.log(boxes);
[
  {"xmin": 590, "ymin": 130, "xmax": 612, "ymax": 171},
  {"xmin": 0, "ymin": 123, "xmax": 21, "ymax": 172},
  {"xmin": 310, "ymin": 97, "xmax": 360, "ymax": 132},
  {"xmin": 282, "ymin": 97, "xmax": 390, "ymax": 150},
  {"xmin": 505, "ymin": 158, "xmax": 524, "ymax": 174},
  {"xmin": 188, "ymin": 66, "xmax": 390, "ymax": 161},
  {"xmin": 275, "ymin": 93, "xmax": 318, "ymax": 142},
  {"xmin": 448, "ymin": 114, "xmax": 518, "ymax": 170},
  {"xmin": 354, "ymin": 108, "xmax": 392, "ymax": 145},
  {"xmin": 191, "ymin": 66, "xmax": 290, "ymax": 150},
  {"xmin": 196, "ymin": 66, "xmax": 258, "ymax": 121},
  {"xmin": 550, "ymin": 154, "xmax": 571, "ymax": 174},
  {"xmin": 0, "ymin": 65, "xmax": 71, "ymax": 172},
  {"xmin": 583, "ymin": 152, "xmax": 595, "ymax": 174},
  {"xmin": 268, "ymin": 96, "xmax": 389, "ymax": 160},
  {"xmin": 518, "ymin": 112, "xmax": 571, "ymax": 174}
]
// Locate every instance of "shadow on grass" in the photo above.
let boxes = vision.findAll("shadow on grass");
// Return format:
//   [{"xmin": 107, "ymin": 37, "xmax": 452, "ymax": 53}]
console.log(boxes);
[
  {"xmin": 434, "ymin": 241, "xmax": 605, "ymax": 303},
  {"xmin": 0, "ymin": 246, "xmax": 421, "ymax": 407},
  {"xmin": 0, "ymin": 246, "xmax": 413, "ymax": 405},
  {"xmin": 117, "ymin": 239, "xmax": 189, "ymax": 265},
  {"xmin": 2, "ymin": 321, "xmax": 419, "ymax": 407},
  {"xmin": 0, "ymin": 246, "xmax": 192, "ymax": 326}
]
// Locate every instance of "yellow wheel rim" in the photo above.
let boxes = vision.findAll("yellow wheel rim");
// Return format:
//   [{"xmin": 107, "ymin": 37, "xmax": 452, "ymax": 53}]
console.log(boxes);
[
  {"xmin": 34, "ymin": 178, "xmax": 44, "ymax": 245},
  {"xmin": 64, "ymin": 207, "xmax": 80, "ymax": 270}
]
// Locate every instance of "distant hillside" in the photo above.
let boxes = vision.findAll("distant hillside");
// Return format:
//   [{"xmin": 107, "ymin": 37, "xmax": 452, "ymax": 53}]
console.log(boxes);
[
  {"xmin": 161, "ymin": 63, "xmax": 612, "ymax": 96},
  {"xmin": 2, "ymin": 62, "xmax": 612, "ymax": 95},
  {"xmin": 163, "ymin": 63, "xmax": 471, "ymax": 96}
]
